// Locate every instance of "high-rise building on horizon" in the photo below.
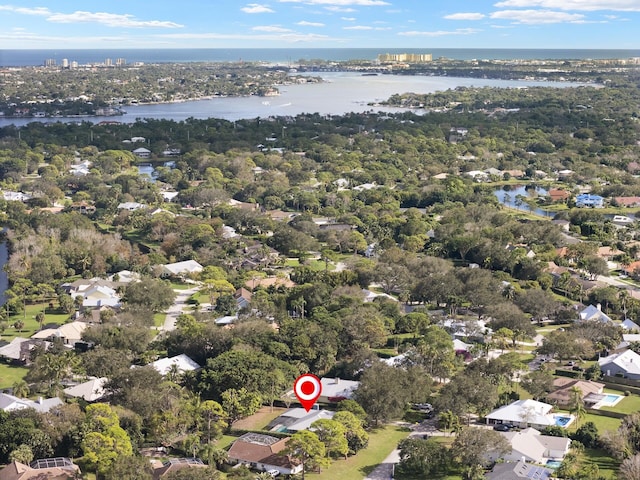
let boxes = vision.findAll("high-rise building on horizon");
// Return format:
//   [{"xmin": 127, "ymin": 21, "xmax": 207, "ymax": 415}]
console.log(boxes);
[
  {"xmin": 377, "ymin": 53, "xmax": 432, "ymax": 63},
  {"xmin": 44, "ymin": 58, "xmax": 56, "ymax": 67}
]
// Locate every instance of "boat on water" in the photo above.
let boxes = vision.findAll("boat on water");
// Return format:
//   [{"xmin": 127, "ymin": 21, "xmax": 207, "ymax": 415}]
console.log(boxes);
[{"xmin": 361, "ymin": 73, "xmax": 379, "ymax": 76}]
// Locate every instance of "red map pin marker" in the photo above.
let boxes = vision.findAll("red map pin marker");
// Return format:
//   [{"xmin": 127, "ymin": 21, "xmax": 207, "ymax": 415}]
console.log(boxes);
[{"xmin": 294, "ymin": 374, "xmax": 322, "ymax": 412}]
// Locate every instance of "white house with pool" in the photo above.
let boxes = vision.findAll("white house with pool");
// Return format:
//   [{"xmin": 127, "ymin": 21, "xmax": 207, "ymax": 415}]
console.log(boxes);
[{"xmin": 486, "ymin": 399, "xmax": 574, "ymax": 429}]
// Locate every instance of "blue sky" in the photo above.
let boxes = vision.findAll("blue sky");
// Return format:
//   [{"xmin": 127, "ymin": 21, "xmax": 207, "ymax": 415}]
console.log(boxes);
[{"xmin": 1, "ymin": 0, "xmax": 640, "ymax": 49}]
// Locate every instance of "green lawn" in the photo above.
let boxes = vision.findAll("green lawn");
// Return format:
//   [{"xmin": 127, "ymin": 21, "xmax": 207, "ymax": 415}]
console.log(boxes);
[
  {"xmin": 169, "ymin": 282, "xmax": 192, "ymax": 291},
  {"xmin": 600, "ymin": 393, "xmax": 640, "ymax": 415},
  {"xmin": 308, "ymin": 425, "xmax": 411, "ymax": 480},
  {"xmin": 3, "ymin": 303, "xmax": 71, "ymax": 341},
  {"xmin": 154, "ymin": 313, "xmax": 166, "ymax": 327},
  {"xmin": 0, "ymin": 363, "xmax": 29, "ymax": 389},
  {"xmin": 584, "ymin": 448, "xmax": 620, "ymax": 480},
  {"xmin": 557, "ymin": 409, "xmax": 622, "ymax": 435}
]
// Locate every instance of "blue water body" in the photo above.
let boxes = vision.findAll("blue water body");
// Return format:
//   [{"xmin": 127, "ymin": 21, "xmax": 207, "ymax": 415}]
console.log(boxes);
[
  {"xmin": 2, "ymin": 48, "xmax": 640, "ymax": 67},
  {"xmin": 0, "ymin": 72, "xmax": 586, "ymax": 127},
  {"xmin": 494, "ymin": 185, "xmax": 555, "ymax": 218}
]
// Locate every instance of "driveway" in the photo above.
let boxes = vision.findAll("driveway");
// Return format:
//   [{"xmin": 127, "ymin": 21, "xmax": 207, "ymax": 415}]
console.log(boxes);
[
  {"xmin": 363, "ymin": 419, "xmax": 455, "ymax": 480},
  {"xmin": 161, "ymin": 286, "xmax": 200, "ymax": 332}
]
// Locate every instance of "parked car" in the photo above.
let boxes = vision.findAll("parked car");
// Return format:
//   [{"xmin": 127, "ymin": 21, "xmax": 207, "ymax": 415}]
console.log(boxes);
[
  {"xmin": 267, "ymin": 470, "xmax": 280, "ymax": 478},
  {"xmin": 493, "ymin": 424, "xmax": 511, "ymax": 432}
]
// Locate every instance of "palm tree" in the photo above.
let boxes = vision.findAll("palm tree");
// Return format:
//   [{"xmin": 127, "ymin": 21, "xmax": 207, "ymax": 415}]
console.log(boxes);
[
  {"xmin": 569, "ymin": 386, "xmax": 586, "ymax": 428},
  {"xmin": 12, "ymin": 379, "xmax": 29, "ymax": 398},
  {"xmin": 35, "ymin": 311, "xmax": 45, "ymax": 331},
  {"xmin": 198, "ymin": 443, "xmax": 228, "ymax": 468}
]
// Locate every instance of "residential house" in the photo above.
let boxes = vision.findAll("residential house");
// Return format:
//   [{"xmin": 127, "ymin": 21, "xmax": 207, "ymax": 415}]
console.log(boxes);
[
  {"xmin": 614, "ymin": 333, "xmax": 640, "ymax": 352},
  {"xmin": 548, "ymin": 188, "xmax": 571, "ymax": 202},
  {"xmin": 319, "ymin": 377, "xmax": 359, "ymax": 403},
  {"xmin": 614, "ymin": 196, "xmax": 640, "ymax": 208},
  {"xmin": 63, "ymin": 377, "xmax": 107, "ymax": 402},
  {"xmin": 132, "ymin": 147, "xmax": 151, "ymax": 158},
  {"xmin": 234, "ymin": 288, "xmax": 252, "ymax": 310},
  {"xmin": 245, "ymin": 276, "xmax": 295, "ymax": 291},
  {"xmin": 578, "ymin": 304, "xmax": 613, "ymax": 324},
  {"xmin": 623, "ymin": 260, "xmax": 640, "ymax": 278},
  {"xmin": 503, "ymin": 169, "xmax": 525, "ymax": 179},
  {"xmin": 227, "ymin": 433, "xmax": 302, "ymax": 476},
  {"xmin": 0, "ymin": 458, "xmax": 80, "ymax": 480},
  {"xmin": 485, "ymin": 399, "xmax": 574, "ymax": 429},
  {"xmin": 599, "ymin": 349, "xmax": 640, "ymax": 380},
  {"xmin": 160, "ymin": 260, "xmax": 203, "ymax": 277},
  {"xmin": 612, "ymin": 215, "xmax": 635, "ymax": 227},
  {"xmin": 486, "ymin": 427, "xmax": 571, "ymax": 464},
  {"xmin": 151, "ymin": 458, "xmax": 208, "ymax": 479},
  {"xmin": 149, "ymin": 354, "xmax": 201, "ymax": 376},
  {"xmin": 547, "ymin": 378, "xmax": 605, "ymax": 407},
  {"xmin": 485, "ymin": 460, "xmax": 554, "ymax": 480},
  {"xmin": 268, "ymin": 408, "xmax": 335, "ymax": 433},
  {"xmin": 117, "ymin": 201, "xmax": 146, "ymax": 211},
  {"xmin": 71, "ymin": 284, "xmax": 121, "ymax": 308},
  {"xmin": 215, "ymin": 315, "xmax": 238, "ymax": 326},
  {"xmin": 622, "ymin": 320, "xmax": 640, "ymax": 332},
  {"xmin": 0, "ymin": 393, "xmax": 63, "ymax": 413},
  {"xmin": 0, "ymin": 337, "xmax": 49, "ymax": 365},
  {"xmin": 597, "ymin": 246, "xmax": 623, "ymax": 260},
  {"xmin": 70, "ymin": 201, "xmax": 96, "ymax": 214},
  {"xmin": 108, "ymin": 270, "xmax": 141, "ymax": 283},
  {"xmin": 31, "ymin": 321, "xmax": 88, "ymax": 346},
  {"xmin": 576, "ymin": 193, "xmax": 604, "ymax": 208},
  {"xmin": 69, "ymin": 160, "xmax": 91, "ymax": 176}
]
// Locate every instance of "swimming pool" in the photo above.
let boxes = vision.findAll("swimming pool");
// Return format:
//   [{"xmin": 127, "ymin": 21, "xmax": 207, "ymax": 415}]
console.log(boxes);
[
  {"xmin": 546, "ymin": 460, "xmax": 562, "ymax": 469},
  {"xmin": 555, "ymin": 416, "xmax": 573, "ymax": 427},
  {"xmin": 600, "ymin": 394, "xmax": 623, "ymax": 406}
]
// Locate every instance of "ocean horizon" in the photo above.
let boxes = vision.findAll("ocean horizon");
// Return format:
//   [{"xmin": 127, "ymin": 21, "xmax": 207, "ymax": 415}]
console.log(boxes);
[{"xmin": 2, "ymin": 48, "xmax": 640, "ymax": 67}]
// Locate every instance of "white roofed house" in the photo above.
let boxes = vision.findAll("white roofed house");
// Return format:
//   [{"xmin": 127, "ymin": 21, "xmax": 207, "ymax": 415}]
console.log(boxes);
[
  {"xmin": 599, "ymin": 349, "xmax": 640, "ymax": 380},
  {"xmin": 319, "ymin": 377, "xmax": 360, "ymax": 403},
  {"xmin": 578, "ymin": 304, "xmax": 613, "ymax": 324},
  {"xmin": 117, "ymin": 201, "xmax": 146, "ymax": 211},
  {"xmin": 485, "ymin": 427, "xmax": 571, "ymax": 464},
  {"xmin": 485, "ymin": 399, "xmax": 574, "ymax": 430},
  {"xmin": 0, "ymin": 392, "xmax": 63, "ymax": 413},
  {"xmin": 71, "ymin": 284, "xmax": 121, "ymax": 308},
  {"xmin": 267, "ymin": 408, "xmax": 335, "ymax": 433},
  {"xmin": 63, "ymin": 377, "xmax": 108, "ymax": 402},
  {"xmin": 31, "ymin": 321, "xmax": 87, "ymax": 347},
  {"xmin": 160, "ymin": 260, "xmax": 203, "ymax": 277},
  {"xmin": 149, "ymin": 354, "xmax": 201, "ymax": 376}
]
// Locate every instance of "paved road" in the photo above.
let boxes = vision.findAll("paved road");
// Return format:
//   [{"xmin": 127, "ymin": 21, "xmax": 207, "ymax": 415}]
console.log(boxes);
[{"xmin": 161, "ymin": 286, "xmax": 200, "ymax": 331}]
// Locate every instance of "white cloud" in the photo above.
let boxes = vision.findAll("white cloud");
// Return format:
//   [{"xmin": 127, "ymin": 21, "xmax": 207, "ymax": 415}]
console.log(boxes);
[
  {"xmin": 493, "ymin": 0, "xmax": 640, "ymax": 11},
  {"xmin": 241, "ymin": 3, "xmax": 275, "ymax": 13},
  {"xmin": 252, "ymin": 25, "xmax": 293, "ymax": 32},
  {"xmin": 343, "ymin": 24, "xmax": 390, "ymax": 30},
  {"xmin": 399, "ymin": 28, "xmax": 481, "ymax": 36},
  {"xmin": 47, "ymin": 11, "xmax": 183, "ymax": 28},
  {"xmin": 0, "ymin": 5, "xmax": 50, "ymax": 15},
  {"xmin": 444, "ymin": 12, "xmax": 486, "ymax": 20},
  {"xmin": 279, "ymin": 0, "xmax": 389, "ymax": 5},
  {"xmin": 297, "ymin": 20, "xmax": 325, "ymax": 26},
  {"xmin": 490, "ymin": 9, "xmax": 585, "ymax": 23},
  {"xmin": 325, "ymin": 6, "xmax": 356, "ymax": 11},
  {"xmin": 341, "ymin": 16, "xmax": 356, "ymax": 20}
]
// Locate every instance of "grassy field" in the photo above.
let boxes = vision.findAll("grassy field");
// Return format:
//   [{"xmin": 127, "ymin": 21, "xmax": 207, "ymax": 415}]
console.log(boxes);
[
  {"xmin": 153, "ymin": 313, "xmax": 165, "ymax": 327},
  {"xmin": 0, "ymin": 363, "xmax": 29, "ymax": 389},
  {"xmin": 600, "ymin": 393, "xmax": 640, "ymax": 415},
  {"xmin": 308, "ymin": 425, "xmax": 411, "ymax": 480},
  {"xmin": 557, "ymin": 409, "xmax": 622, "ymax": 435},
  {"xmin": 584, "ymin": 448, "xmax": 620, "ymax": 479},
  {"xmin": 3, "ymin": 302, "xmax": 71, "ymax": 341}
]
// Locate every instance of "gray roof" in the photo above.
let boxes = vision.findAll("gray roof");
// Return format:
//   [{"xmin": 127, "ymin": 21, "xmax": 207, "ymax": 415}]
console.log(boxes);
[{"xmin": 486, "ymin": 460, "xmax": 553, "ymax": 480}]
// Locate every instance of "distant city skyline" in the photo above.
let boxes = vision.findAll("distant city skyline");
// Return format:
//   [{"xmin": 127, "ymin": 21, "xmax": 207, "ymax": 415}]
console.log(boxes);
[{"xmin": 1, "ymin": 0, "xmax": 640, "ymax": 50}]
